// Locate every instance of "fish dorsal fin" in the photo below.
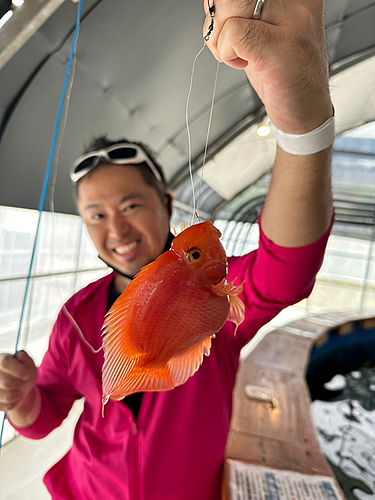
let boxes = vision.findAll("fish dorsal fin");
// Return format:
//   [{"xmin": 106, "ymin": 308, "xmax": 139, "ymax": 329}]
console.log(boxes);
[
  {"xmin": 168, "ymin": 336, "xmax": 212, "ymax": 386},
  {"xmin": 211, "ymin": 278, "xmax": 245, "ymax": 335},
  {"xmin": 170, "ymin": 221, "xmax": 186, "ymax": 237}
]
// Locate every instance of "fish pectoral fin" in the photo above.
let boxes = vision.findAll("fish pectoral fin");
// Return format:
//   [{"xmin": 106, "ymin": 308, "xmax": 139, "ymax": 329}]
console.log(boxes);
[
  {"xmin": 211, "ymin": 278, "xmax": 244, "ymax": 297},
  {"xmin": 227, "ymin": 294, "xmax": 245, "ymax": 335},
  {"xmin": 109, "ymin": 366, "xmax": 175, "ymax": 398},
  {"xmin": 211, "ymin": 278, "xmax": 245, "ymax": 335},
  {"xmin": 168, "ymin": 337, "xmax": 212, "ymax": 386}
]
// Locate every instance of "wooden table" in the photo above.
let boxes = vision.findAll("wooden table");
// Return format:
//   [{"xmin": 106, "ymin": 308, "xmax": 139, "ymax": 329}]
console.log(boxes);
[{"xmin": 223, "ymin": 310, "xmax": 375, "ymax": 499}]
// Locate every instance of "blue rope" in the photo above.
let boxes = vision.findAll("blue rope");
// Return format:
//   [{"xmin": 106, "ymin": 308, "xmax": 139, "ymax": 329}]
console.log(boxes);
[{"xmin": 0, "ymin": 0, "xmax": 84, "ymax": 452}]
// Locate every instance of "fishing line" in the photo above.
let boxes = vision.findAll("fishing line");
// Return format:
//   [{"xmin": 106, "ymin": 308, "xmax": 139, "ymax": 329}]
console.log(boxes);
[
  {"xmin": 185, "ymin": 44, "xmax": 205, "ymax": 225},
  {"xmin": 196, "ymin": 60, "xmax": 219, "ymax": 214},
  {"xmin": 46, "ymin": 15, "xmax": 102, "ymax": 354},
  {"xmin": 185, "ymin": 0, "xmax": 218, "ymax": 224},
  {"xmin": 185, "ymin": 52, "xmax": 219, "ymax": 225},
  {"xmin": 0, "ymin": 0, "xmax": 85, "ymax": 453}
]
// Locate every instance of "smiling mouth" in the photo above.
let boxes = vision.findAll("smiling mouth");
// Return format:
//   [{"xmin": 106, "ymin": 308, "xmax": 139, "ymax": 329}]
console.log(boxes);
[{"xmin": 113, "ymin": 241, "xmax": 139, "ymax": 255}]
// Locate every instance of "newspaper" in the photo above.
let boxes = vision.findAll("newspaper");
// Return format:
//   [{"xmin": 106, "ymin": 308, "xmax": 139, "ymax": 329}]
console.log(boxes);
[{"xmin": 228, "ymin": 460, "xmax": 344, "ymax": 500}]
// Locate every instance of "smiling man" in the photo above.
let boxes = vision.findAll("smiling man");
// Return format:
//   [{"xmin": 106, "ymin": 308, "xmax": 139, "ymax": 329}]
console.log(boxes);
[
  {"xmin": 74, "ymin": 139, "xmax": 172, "ymax": 293},
  {"xmin": 0, "ymin": 0, "xmax": 334, "ymax": 498}
]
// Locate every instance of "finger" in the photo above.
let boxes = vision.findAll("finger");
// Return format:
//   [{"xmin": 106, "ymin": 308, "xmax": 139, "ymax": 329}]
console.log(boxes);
[
  {"xmin": 216, "ymin": 17, "xmax": 274, "ymax": 68},
  {"xmin": 0, "ymin": 387, "xmax": 24, "ymax": 412},
  {"xmin": 0, "ymin": 352, "xmax": 33, "ymax": 380},
  {"xmin": 0, "ymin": 389, "xmax": 21, "ymax": 405},
  {"xmin": 0, "ymin": 371, "xmax": 27, "ymax": 390},
  {"xmin": 203, "ymin": 0, "xmax": 272, "ymax": 51}
]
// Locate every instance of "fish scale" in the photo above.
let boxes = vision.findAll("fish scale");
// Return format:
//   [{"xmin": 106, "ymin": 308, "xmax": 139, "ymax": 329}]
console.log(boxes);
[{"xmin": 102, "ymin": 221, "xmax": 245, "ymax": 409}]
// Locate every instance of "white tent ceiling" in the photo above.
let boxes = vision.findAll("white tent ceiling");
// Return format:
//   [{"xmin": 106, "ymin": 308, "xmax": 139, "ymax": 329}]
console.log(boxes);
[
  {"xmin": 0, "ymin": 0, "xmax": 374, "ymax": 221},
  {"xmin": 201, "ymin": 55, "xmax": 375, "ymax": 202}
]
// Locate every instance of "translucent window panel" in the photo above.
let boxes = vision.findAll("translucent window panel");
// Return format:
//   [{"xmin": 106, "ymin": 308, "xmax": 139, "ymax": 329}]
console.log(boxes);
[
  {"xmin": 362, "ymin": 287, "xmax": 375, "ymax": 310},
  {"xmin": 319, "ymin": 253, "xmax": 368, "ymax": 284},
  {"xmin": 225, "ymin": 222, "xmax": 245, "ymax": 256},
  {"xmin": 0, "ymin": 417, "xmax": 16, "ymax": 448},
  {"xmin": 215, "ymin": 220, "xmax": 260, "ymax": 257},
  {"xmin": 326, "ymin": 234, "xmax": 371, "ymax": 257},
  {"xmin": 25, "ymin": 275, "xmax": 76, "ymax": 326},
  {"xmin": 75, "ymin": 269, "xmax": 111, "ymax": 291},
  {"xmin": 235, "ymin": 224, "xmax": 259, "ymax": 256},
  {"xmin": 214, "ymin": 219, "xmax": 228, "ymax": 235},
  {"xmin": 0, "ymin": 279, "xmax": 27, "ymax": 351},
  {"xmin": 365, "ymin": 259, "xmax": 375, "ymax": 286},
  {"xmin": 0, "ymin": 207, "xmax": 93, "ymax": 279},
  {"xmin": 78, "ymin": 225, "xmax": 107, "ymax": 270},
  {"xmin": 306, "ymin": 280, "xmax": 363, "ymax": 313},
  {"xmin": 0, "ymin": 206, "xmax": 38, "ymax": 279},
  {"xmin": 33, "ymin": 212, "xmax": 83, "ymax": 274},
  {"xmin": 232, "ymin": 222, "xmax": 253, "ymax": 256},
  {"xmin": 0, "ymin": 275, "xmax": 75, "ymax": 351}
]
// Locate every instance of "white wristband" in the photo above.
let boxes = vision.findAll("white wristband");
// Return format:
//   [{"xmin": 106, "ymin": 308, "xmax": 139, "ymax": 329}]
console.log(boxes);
[{"xmin": 273, "ymin": 116, "xmax": 335, "ymax": 155}]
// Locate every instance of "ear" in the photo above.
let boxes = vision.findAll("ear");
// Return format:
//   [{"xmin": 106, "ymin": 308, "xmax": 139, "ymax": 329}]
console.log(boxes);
[{"xmin": 165, "ymin": 194, "xmax": 173, "ymax": 219}]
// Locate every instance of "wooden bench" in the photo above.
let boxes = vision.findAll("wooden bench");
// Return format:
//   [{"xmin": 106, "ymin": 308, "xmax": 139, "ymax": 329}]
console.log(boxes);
[{"xmin": 222, "ymin": 310, "xmax": 375, "ymax": 499}]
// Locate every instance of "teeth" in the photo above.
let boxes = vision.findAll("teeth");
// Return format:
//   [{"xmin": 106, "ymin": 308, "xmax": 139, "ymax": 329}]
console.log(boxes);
[{"xmin": 115, "ymin": 241, "xmax": 138, "ymax": 255}]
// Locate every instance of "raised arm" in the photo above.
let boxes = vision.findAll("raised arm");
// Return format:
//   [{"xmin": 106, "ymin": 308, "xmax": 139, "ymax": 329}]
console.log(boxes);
[{"xmin": 204, "ymin": 0, "xmax": 334, "ymax": 247}]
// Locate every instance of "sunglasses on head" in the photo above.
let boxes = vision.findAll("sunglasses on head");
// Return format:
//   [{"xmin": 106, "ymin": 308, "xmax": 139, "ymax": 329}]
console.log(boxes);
[{"xmin": 70, "ymin": 143, "xmax": 163, "ymax": 183}]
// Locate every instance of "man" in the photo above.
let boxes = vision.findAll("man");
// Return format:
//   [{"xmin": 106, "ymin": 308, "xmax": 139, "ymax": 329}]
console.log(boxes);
[{"xmin": 0, "ymin": 0, "xmax": 334, "ymax": 498}]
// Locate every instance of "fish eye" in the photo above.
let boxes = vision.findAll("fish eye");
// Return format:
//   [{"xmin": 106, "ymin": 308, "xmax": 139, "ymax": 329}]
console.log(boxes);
[{"xmin": 187, "ymin": 248, "xmax": 202, "ymax": 262}]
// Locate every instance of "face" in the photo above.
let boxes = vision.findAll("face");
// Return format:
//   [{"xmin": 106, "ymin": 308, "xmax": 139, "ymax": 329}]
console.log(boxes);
[{"xmin": 77, "ymin": 164, "xmax": 171, "ymax": 285}]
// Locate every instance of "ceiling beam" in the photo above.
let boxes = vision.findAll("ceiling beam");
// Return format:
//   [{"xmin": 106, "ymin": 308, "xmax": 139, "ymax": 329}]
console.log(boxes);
[
  {"xmin": 169, "ymin": 107, "xmax": 266, "ymax": 190},
  {"xmin": 0, "ymin": 0, "xmax": 66, "ymax": 71}
]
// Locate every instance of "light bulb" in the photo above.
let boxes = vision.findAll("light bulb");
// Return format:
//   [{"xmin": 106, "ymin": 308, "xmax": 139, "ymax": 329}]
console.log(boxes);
[{"xmin": 256, "ymin": 124, "xmax": 271, "ymax": 137}]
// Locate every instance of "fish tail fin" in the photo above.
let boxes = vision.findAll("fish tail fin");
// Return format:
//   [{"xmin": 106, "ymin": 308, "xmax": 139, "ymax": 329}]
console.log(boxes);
[
  {"xmin": 108, "ymin": 365, "xmax": 175, "ymax": 398},
  {"xmin": 168, "ymin": 337, "xmax": 212, "ymax": 386},
  {"xmin": 212, "ymin": 278, "xmax": 245, "ymax": 335},
  {"xmin": 102, "ymin": 395, "xmax": 109, "ymax": 418}
]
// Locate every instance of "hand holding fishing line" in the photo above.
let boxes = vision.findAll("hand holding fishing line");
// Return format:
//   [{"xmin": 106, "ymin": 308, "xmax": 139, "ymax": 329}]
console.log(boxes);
[
  {"xmin": 0, "ymin": 351, "xmax": 40, "ymax": 425},
  {"xmin": 203, "ymin": 0, "xmax": 333, "ymax": 134}
]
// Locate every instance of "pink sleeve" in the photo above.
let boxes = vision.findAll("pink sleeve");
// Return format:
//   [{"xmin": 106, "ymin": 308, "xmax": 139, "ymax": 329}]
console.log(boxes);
[
  {"xmin": 227, "ymin": 213, "xmax": 334, "ymax": 348},
  {"xmin": 9, "ymin": 310, "xmax": 82, "ymax": 439}
]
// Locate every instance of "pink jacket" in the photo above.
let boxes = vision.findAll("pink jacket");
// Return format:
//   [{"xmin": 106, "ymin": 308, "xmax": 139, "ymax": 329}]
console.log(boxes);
[{"xmin": 12, "ymin": 220, "xmax": 331, "ymax": 499}]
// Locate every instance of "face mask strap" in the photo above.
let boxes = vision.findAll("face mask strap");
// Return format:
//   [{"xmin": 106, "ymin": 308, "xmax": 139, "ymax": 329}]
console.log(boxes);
[{"xmin": 98, "ymin": 231, "xmax": 175, "ymax": 280}]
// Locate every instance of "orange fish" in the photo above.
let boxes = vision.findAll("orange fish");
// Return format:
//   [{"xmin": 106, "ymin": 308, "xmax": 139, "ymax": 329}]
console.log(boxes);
[{"xmin": 101, "ymin": 221, "xmax": 244, "ymax": 411}]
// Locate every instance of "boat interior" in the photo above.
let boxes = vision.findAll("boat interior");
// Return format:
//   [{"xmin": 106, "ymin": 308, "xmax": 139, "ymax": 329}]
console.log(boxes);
[{"xmin": 0, "ymin": 0, "xmax": 375, "ymax": 498}]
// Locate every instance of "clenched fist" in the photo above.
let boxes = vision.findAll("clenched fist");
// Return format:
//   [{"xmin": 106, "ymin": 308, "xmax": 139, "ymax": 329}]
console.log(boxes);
[
  {"xmin": 203, "ymin": 0, "xmax": 333, "ymax": 134},
  {"xmin": 0, "ymin": 351, "xmax": 40, "ymax": 427}
]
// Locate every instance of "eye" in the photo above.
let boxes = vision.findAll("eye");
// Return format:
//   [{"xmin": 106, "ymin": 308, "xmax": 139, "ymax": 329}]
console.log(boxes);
[
  {"xmin": 122, "ymin": 204, "xmax": 139, "ymax": 212},
  {"xmin": 92, "ymin": 213, "xmax": 105, "ymax": 221},
  {"xmin": 187, "ymin": 248, "xmax": 202, "ymax": 262}
]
